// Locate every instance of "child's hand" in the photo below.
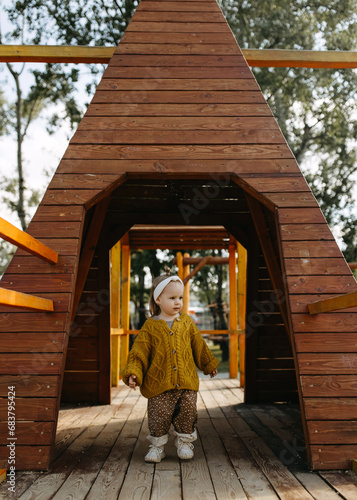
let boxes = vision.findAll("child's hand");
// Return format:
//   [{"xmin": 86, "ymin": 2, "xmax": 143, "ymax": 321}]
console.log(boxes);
[
  {"xmin": 210, "ymin": 369, "xmax": 218, "ymax": 378},
  {"xmin": 129, "ymin": 375, "xmax": 137, "ymax": 390}
]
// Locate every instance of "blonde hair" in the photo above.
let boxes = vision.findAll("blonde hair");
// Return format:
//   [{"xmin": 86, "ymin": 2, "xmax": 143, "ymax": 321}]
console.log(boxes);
[{"xmin": 149, "ymin": 267, "xmax": 182, "ymax": 316}]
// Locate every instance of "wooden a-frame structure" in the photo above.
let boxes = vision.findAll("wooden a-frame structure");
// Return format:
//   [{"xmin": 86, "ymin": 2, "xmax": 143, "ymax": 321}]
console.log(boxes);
[{"xmin": 1, "ymin": 0, "xmax": 357, "ymax": 471}]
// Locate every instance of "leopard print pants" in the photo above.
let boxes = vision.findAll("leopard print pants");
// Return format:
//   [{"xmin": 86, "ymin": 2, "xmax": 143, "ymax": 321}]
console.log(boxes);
[{"xmin": 147, "ymin": 389, "xmax": 198, "ymax": 437}]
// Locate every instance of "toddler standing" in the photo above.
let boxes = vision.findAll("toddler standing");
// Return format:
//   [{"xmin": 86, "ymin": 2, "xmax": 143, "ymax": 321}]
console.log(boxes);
[{"xmin": 122, "ymin": 271, "xmax": 219, "ymax": 462}]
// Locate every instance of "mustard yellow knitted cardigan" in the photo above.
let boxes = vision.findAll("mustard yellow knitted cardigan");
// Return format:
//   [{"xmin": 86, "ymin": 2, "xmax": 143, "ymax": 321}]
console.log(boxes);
[{"xmin": 122, "ymin": 313, "xmax": 219, "ymax": 399}]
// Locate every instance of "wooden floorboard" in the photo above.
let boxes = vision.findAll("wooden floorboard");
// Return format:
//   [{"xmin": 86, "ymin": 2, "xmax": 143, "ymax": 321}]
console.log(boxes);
[{"xmin": 1, "ymin": 379, "xmax": 356, "ymax": 500}]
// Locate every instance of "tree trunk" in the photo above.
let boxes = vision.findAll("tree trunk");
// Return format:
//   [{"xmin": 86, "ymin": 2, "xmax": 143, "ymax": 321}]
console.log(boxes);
[{"xmin": 7, "ymin": 63, "xmax": 26, "ymax": 230}]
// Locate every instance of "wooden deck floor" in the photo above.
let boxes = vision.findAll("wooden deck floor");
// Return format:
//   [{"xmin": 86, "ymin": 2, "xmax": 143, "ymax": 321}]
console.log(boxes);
[{"xmin": 2, "ymin": 378, "xmax": 357, "ymax": 500}]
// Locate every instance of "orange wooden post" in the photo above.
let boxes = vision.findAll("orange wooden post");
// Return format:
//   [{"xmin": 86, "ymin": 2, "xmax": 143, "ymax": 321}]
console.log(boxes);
[
  {"xmin": 182, "ymin": 252, "xmax": 190, "ymax": 314},
  {"xmin": 176, "ymin": 251, "xmax": 183, "ymax": 280},
  {"xmin": 0, "ymin": 468, "xmax": 6, "ymax": 485},
  {"xmin": 119, "ymin": 238, "xmax": 131, "ymax": 375},
  {"xmin": 0, "ymin": 216, "xmax": 58, "ymax": 264},
  {"xmin": 229, "ymin": 244, "xmax": 238, "ymax": 378},
  {"xmin": 110, "ymin": 241, "xmax": 121, "ymax": 386},
  {"xmin": 237, "ymin": 241, "xmax": 247, "ymax": 387}
]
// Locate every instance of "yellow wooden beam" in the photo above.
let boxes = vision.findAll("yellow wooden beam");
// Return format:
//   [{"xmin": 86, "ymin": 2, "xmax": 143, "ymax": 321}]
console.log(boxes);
[
  {"xmin": 111, "ymin": 328, "xmax": 125, "ymax": 335},
  {"xmin": 119, "ymin": 241, "xmax": 131, "ymax": 375},
  {"xmin": 308, "ymin": 290, "xmax": 357, "ymax": 315},
  {"xmin": 182, "ymin": 252, "xmax": 191, "ymax": 314},
  {"xmin": 0, "ymin": 217, "xmax": 58, "ymax": 264},
  {"xmin": 176, "ymin": 251, "xmax": 184, "ymax": 280},
  {"xmin": 0, "ymin": 469, "xmax": 6, "ymax": 485},
  {"xmin": 0, "ymin": 287, "xmax": 54, "ymax": 312},
  {"xmin": 237, "ymin": 241, "xmax": 247, "ymax": 388},
  {"xmin": 1, "ymin": 45, "xmax": 357, "ymax": 68},
  {"xmin": 119, "ymin": 329, "xmax": 244, "ymax": 335},
  {"xmin": 0, "ymin": 45, "xmax": 115, "ymax": 64},
  {"xmin": 110, "ymin": 241, "xmax": 121, "ymax": 387},
  {"xmin": 229, "ymin": 244, "xmax": 238, "ymax": 379},
  {"xmin": 243, "ymin": 48, "xmax": 357, "ymax": 68}
]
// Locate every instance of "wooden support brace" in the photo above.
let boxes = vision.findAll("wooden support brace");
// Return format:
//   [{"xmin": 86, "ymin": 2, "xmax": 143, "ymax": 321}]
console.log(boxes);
[
  {"xmin": 0, "ymin": 216, "xmax": 58, "ymax": 264},
  {"xmin": 182, "ymin": 256, "xmax": 210, "ymax": 285},
  {"xmin": 173, "ymin": 256, "xmax": 229, "ymax": 266},
  {"xmin": 308, "ymin": 289, "xmax": 357, "ymax": 315},
  {"xmin": 0, "ymin": 287, "xmax": 54, "ymax": 311}
]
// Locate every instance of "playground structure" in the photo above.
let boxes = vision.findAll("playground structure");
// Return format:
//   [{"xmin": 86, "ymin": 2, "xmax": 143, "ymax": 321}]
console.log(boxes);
[{"xmin": 1, "ymin": 0, "xmax": 357, "ymax": 472}]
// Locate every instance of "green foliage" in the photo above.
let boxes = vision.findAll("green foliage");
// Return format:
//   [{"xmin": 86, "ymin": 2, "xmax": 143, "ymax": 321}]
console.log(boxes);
[
  {"xmin": 219, "ymin": 0, "xmax": 357, "ymax": 259},
  {"xmin": 0, "ymin": 241, "xmax": 16, "ymax": 276}
]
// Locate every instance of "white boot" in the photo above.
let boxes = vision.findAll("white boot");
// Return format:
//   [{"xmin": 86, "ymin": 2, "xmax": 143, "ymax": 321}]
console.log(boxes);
[
  {"xmin": 144, "ymin": 434, "xmax": 168, "ymax": 463},
  {"xmin": 174, "ymin": 429, "xmax": 197, "ymax": 459}
]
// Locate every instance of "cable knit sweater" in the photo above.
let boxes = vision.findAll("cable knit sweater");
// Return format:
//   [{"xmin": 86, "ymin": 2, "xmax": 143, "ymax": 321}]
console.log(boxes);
[{"xmin": 122, "ymin": 313, "xmax": 219, "ymax": 399}]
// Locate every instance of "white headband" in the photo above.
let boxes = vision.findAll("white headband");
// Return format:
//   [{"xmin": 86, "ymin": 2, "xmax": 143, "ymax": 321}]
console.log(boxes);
[{"xmin": 153, "ymin": 276, "xmax": 183, "ymax": 302}]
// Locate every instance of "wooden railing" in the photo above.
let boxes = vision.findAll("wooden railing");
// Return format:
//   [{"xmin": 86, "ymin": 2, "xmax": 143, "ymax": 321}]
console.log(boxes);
[
  {"xmin": 111, "ymin": 328, "xmax": 245, "ymax": 337},
  {"xmin": 0, "ymin": 217, "xmax": 57, "ymax": 312},
  {"xmin": 308, "ymin": 290, "xmax": 357, "ymax": 315}
]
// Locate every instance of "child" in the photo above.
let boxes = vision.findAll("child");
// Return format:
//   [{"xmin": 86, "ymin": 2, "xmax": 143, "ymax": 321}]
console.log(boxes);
[{"xmin": 122, "ymin": 270, "xmax": 219, "ymax": 463}]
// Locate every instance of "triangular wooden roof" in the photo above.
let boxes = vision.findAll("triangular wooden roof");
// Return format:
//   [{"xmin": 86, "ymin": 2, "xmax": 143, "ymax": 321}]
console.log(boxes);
[{"xmin": 1, "ymin": 0, "xmax": 357, "ymax": 471}]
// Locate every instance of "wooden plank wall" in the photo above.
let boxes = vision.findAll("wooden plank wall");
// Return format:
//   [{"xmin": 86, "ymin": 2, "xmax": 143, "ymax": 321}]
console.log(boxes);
[
  {"xmin": 1, "ymin": 0, "xmax": 356, "ymax": 472},
  {"xmin": 0, "ymin": 205, "xmax": 84, "ymax": 469}
]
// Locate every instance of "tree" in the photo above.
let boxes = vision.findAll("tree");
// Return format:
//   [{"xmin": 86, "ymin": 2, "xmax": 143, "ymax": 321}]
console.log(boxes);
[
  {"xmin": 219, "ymin": 0, "xmax": 357, "ymax": 261},
  {"xmin": 0, "ymin": 1, "xmax": 138, "ymax": 273}
]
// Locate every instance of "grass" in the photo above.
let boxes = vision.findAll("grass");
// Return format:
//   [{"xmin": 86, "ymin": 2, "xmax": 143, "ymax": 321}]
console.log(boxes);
[{"xmin": 208, "ymin": 343, "xmax": 229, "ymax": 373}]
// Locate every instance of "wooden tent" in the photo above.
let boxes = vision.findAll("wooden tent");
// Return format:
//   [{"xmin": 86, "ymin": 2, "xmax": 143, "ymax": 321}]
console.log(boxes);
[{"xmin": 1, "ymin": 0, "xmax": 357, "ymax": 471}]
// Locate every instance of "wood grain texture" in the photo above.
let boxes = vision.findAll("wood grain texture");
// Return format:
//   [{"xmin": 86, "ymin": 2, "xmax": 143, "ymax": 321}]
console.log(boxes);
[
  {"xmin": 0, "ymin": 421, "xmax": 54, "ymax": 445},
  {"xmin": 298, "ymin": 353, "xmax": 357, "ymax": 373},
  {"xmin": 301, "ymin": 375, "xmax": 357, "ymax": 397},
  {"xmin": 97, "ymin": 77, "xmax": 258, "ymax": 90},
  {"xmin": 125, "ymin": 22, "xmax": 230, "ymax": 32},
  {"xmin": 78, "ymin": 116, "xmax": 277, "ymax": 131},
  {"xmin": 295, "ymin": 333, "xmax": 357, "ymax": 352},
  {"xmin": 132, "ymin": 11, "xmax": 226, "ymax": 22},
  {"xmin": 0, "ymin": 396, "xmax": 57, "ymax": 420},
  {"xmin": 0, "ymin": 374, "xmax": 59, "ymax": 397},
  {"xmin": 109, "ymin": 54, "xmax": 247, "ymax": 66},
  {"xmin": 282, "ymin": 240, "xmax": 342, "ymax": 258},
  {"xmin": 85, "ymin": 102, "xmax": 273, "ymax": 117},
  {"xmin": 311, "ymin": 445, "xmax": 357, "ymax": 469},
  {"xmin": 64, "ymin": 144, "xmax": 293, "ymax": 160},
  {"xmin": 287, "ymin": 275, "xmax": 356, "ymax": 294},
  {"xmin": 0, "ymin": 446, "xmax": 50, "ymax": 470},
  {"xmin": 285, "ymin": 257, "xmax": 352, "ymax": 276},
  {"xmin": 121, "ymin": 32, "xmax": 235, "ymax": 44},
  {"xmin": 137, "ymin": 1, "xmax": 221, "ymax": 12},
  {"xmin": 73, "ymin": 130, "xmax": 284, "ymax": 145},
  {"xmin": 92, "ymin": 90, "xmax": 266, "ymax": 104},
  {"xmin": 104, "ymin": 65, "xmax": 253, "ymax": 78},
  {"xmin": 57, "ymin": 159, "xmax": 297, "ymax": 176}
]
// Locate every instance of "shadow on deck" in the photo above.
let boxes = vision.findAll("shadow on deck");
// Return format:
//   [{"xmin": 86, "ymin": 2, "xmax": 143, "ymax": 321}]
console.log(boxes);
[{"xmin": 2, "ymin": 378, "xmax": 357, "ymax": 499}]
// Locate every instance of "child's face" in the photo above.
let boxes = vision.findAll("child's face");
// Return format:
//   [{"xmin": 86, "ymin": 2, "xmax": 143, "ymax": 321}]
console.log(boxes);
[{"xmin": 156, "ymin": 281, "xmax": 184, "ymax": 318}]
